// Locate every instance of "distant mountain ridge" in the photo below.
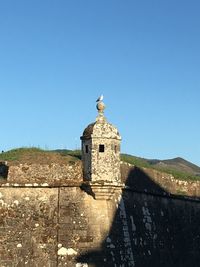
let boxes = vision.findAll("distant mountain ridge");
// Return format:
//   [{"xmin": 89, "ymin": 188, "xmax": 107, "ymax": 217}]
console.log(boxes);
[{"xmin": 146, "ymin": 157, "xmax": 200, "ymax": 176}]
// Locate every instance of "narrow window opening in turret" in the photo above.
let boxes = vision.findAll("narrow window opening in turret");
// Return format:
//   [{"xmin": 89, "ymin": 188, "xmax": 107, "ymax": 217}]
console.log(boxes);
[
  {"xmin": 99, "ymin": 144, "xmax": 105, "ymax": 153},
  {"xmin": 114, "ymin": 145, "xmax": 117, "ymax": 153},
  {"xmin": 85, "ymin": 145, "xmax": 89, "ymax": 153}
]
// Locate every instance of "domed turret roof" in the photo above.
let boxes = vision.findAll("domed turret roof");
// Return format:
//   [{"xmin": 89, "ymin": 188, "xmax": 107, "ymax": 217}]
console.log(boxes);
[
  {"xmin": 81, "ymin": 116, "xmax": 121, "ymax": 140},
  {"xmin": 81, "ymin": 99, "xmax": 121, "ymax": 140}
]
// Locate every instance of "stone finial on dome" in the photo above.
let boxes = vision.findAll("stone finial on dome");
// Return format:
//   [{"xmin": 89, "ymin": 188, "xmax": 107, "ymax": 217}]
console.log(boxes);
[
  {"xmin": 96, "ymin": 94, "xmax": 106, "ymax": 119},
  {"xmin": 96, "ymin": 101, "xmax": 106, "ymax": 114}
]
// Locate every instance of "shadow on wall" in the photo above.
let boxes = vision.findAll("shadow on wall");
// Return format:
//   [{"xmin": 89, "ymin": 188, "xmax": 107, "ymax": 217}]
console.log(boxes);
[
  {"xmin": 0, "ymin": 162, "xmax": 9, "ymax": 179},
  {"xmin": 77, "ymin": 167, "xmax": 200, "ymax": 267},
  {"xmin": 121, "ymin": 166, "xmax": 169, "ymax": 195}
]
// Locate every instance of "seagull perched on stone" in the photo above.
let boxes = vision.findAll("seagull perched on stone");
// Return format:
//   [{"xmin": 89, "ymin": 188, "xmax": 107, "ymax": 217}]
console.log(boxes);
[{"xmin": 96, "ymin": 94, "xmax": 103, "ymax": 102}]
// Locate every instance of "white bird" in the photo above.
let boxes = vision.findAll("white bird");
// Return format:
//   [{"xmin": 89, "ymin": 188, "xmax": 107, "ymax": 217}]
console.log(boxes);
[{"xmin": 96, "ymin": 94, "xmax": 103, "ymax": 102}]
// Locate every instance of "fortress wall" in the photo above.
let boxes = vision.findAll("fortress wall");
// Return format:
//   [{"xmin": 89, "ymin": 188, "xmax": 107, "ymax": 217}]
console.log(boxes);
[
  {"xmin": 121, "ymin": 163, "xmax": 200, "ymax": 197},
  {"xmin": 0, "ymin": 187, "xmax": 120, "ymax": 267},
  {"xmin": 58, "ymin": 187, "xmax": 120, "ymax": 267},
  {"xmin": 2, "ymin": 161, "xmax": 199, "ymax": 196},
  {"xmin": 118, "ymin": 190, "xmax": 200, "ymax": 267},
  {"xmin": 6, "ymin": 162, "xmax": 83, "ymax": 184},
  {"xmin": 0, "ymin": 188, "xmax": 58, "ymax": 267},
  {"xmin": 0, "ymin": 186, "xmax": 200, "ymax": 267}
]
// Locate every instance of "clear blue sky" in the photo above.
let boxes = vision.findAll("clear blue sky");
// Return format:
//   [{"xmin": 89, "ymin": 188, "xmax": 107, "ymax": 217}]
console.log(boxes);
[{"xmin": 0, "ymin": 0, "xmax": 199, "ymax": 166}]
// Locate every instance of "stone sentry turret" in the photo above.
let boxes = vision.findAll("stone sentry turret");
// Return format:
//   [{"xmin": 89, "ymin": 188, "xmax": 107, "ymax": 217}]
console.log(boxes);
[{"xmin": 80, "ymin": 95, "xmax": 122, "ymax": 184}]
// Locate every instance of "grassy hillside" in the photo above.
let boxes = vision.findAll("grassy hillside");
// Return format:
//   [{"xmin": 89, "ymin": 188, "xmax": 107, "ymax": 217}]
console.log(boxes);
[
  {"xmin": 52, "ymin": 149, "xmax": 81, "ymax": 160},
  {"xmin": 0, "ymin": 148, "xmax": 79, "ymax": 165}
]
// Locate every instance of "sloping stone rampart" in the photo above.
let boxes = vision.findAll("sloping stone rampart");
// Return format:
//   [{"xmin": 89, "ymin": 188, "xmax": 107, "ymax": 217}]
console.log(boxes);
[{"xmin": 121, "ymin": 163, "xmax": 200, "ymax": 198}]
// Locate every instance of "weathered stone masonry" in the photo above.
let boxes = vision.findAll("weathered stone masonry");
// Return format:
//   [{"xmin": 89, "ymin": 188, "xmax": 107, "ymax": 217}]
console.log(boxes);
[
  {"xmin": 0, "ymin": 182, "xmax": 200, "ymax": 267},
  {"xmin": 80, "ymin": 100, "xmax": 121, "ymax": 184},
  {"xmin": 0, "ymin": 99, "xmax": 200, "ymax": 267}
]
